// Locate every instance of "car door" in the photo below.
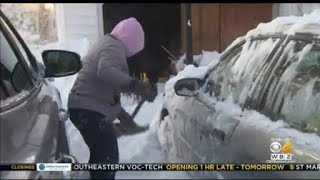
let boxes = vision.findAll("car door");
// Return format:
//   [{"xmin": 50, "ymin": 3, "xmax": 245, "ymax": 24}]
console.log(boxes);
[
  {"xmin": 253, "ymin": 34, "xmax": 320, "ymax": 178},
  {"xmin": 0, "ymin": 13, "xmax": 62, "ymax": 179},
  {"xmin": 172, "ymin": 41, "xmax": 246, "ymax": 164},
  {"xmin": 185, "ymin": 36, "xmax": 286, "ymax": 178}
]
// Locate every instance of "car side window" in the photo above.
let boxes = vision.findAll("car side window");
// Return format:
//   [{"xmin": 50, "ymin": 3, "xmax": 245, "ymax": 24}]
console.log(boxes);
[
  {"xmin": 0, "ymin": 31, "xmax": 32, "ymax": 104},
  {"xmin": 261, "ymin": 39, "xmax": 320, "ymax": 135},
  {"xmin": 206, "ymin": 38, "xmax": 281, "ymax": 107},
  {"xmin": 0, "ymin": 17, "xmax": 38, "ymax": 79},
  {"xmin": 205, "ymin": 44, "xmax": 243, "ymax": 100}
]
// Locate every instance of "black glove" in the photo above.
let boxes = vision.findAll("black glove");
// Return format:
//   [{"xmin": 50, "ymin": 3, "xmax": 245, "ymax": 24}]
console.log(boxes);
[
  {"xmin": 117, "ymin": 108, "xmax": 134, "ymax": 125},
  {"xmin": 129, "ymin": 79, "xmax": 157, "ymax": 102}
]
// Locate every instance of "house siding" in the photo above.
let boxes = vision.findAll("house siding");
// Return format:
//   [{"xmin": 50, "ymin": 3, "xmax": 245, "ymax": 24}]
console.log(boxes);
[
  {"xmin": 55, "ymin": 3, "xmax": 103, "ymax": 45},
  {"xmin": 274, "ymin": 3, "xmax": 320, "ymax": 17}
]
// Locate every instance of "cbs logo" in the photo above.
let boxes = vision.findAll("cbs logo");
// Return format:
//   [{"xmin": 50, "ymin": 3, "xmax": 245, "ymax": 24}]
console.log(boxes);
[{"xmin": 270, "ymin": 141, "xmax": 292, "ymax": 153}]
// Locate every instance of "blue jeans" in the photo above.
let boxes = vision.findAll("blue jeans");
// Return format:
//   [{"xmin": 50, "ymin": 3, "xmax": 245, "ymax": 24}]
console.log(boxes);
[{"xmin": 69, "ymin": 108, "xmax": 119, "ymax": 179}]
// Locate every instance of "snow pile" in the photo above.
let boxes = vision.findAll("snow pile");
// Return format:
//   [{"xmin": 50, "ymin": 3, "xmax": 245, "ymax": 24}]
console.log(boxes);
[
  {"xmin": 175, "ymin": 54, "xmax": 202, "ymax": 72},
  {"xmin": 175, "ymin": 50, "xmax": 221, "ymax": 72},
  {"xmin": 246, "ymin": 9, "xmax": 320, "ymax": 37},
  {"xmin": 200, "ymin": 50, "xmax": 221, "ymax": 67}
]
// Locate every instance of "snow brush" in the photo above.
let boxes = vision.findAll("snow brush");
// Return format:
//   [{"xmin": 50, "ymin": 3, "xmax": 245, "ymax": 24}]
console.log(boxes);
[
  {"xmin": 115, "ymin": 84, "xmax": 157, "ymax": 137},
  {"xmin": 130, "ymin": 82, "xmax": 158, "ymax": 119},
  {"xmin": 114, "ymin": 98, "xmax": 149, "ymax": 138}
]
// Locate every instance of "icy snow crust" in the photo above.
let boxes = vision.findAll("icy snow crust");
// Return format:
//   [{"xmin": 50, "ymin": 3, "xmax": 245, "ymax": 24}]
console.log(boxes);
[
  {"xmin": 175, "ymin": 50, "xmax": 221, "ymax": 73},
  {"xmin": 156, "ymin": 10, "xmax": 320, "ymax": 170},
  {"xmin": 246, "ymin": 9, "xmax": 320, "ymax": 37}
]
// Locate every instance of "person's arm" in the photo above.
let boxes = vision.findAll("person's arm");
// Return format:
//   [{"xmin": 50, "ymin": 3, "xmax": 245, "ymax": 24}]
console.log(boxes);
[
  {"xmin": 97, "ymin": 42, "xmax": 157, "ymax": 101},
  {"xmin": 96, "ymin": 44, "xmax": 133, "ymax": 90}
]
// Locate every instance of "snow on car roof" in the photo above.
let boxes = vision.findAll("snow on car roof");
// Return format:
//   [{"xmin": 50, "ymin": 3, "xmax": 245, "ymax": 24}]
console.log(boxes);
[
  {"xmin": 246, "ymin": 9, "xmax": 320, "ymax": 37},
  {"xmin": 221, "ymin": 10, "xmax": 320, "ymax": 61}
]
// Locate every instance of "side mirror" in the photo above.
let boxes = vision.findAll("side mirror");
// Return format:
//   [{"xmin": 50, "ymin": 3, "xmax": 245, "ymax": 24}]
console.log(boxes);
[
  {"xmin": 11, "ymin": 63, "xmax": 29, "ymax": 92},
  {"xmin": 174, "ymin": 78, "xmax": 204, "ymax": 97},
  {"xmin": 42, "ymin": 50, "xmax": 82, "ymax": 78}
]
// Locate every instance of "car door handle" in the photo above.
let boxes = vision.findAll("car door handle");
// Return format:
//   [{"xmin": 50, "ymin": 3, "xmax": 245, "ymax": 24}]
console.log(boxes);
[
  {"xmin": 211, "ymin": 128, "xmax": 225, "ymax": 142},
  {"xmin": 203, "ymin": 128, "xmax": 226, "ymax": 143}
]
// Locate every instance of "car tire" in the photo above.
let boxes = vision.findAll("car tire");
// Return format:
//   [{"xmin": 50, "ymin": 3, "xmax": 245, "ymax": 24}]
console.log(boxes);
[
  {"xmin": 50, "ymin": 122, "xmax": 70, "ymax": 179},
  {"xmin": 56, "ymin": 121, "xmax": 70, "ymax": 159}
]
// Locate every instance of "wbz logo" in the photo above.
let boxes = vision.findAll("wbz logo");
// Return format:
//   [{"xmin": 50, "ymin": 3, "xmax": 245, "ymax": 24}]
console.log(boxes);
[
  {"xmin": 269, "ymin": 140, "xmax": 293, "ymax": 161},
  {"xmin": 270, "ymin": 153, "xmax": 292, "ymax": 160}
]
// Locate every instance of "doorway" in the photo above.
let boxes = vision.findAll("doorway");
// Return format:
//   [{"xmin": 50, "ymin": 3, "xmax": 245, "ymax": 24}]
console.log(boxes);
[{"xmin": 102, "ymin": 3, "xmax": 181, "ymax": 83}]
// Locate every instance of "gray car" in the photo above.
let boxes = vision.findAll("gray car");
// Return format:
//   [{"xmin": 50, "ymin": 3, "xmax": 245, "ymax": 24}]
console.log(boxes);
[
  {"xmin": 0, "ymin": 10, "xmax": 81, "ymax": 179},
  {"xmin": 156, "ymin": 21, "xmax": 320, "ymax": 178}
]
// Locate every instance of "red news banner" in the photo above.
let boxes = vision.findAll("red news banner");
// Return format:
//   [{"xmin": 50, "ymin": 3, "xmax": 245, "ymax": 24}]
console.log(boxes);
[{"xmin": 1, "ymin": 163, "xmax": 319, "ymax": 171}]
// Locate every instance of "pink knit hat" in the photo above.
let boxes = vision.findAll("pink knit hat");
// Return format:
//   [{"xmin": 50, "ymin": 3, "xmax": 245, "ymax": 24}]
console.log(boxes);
[{"xmin": 111, "ymin": 17, "xmax": 145, "ymax": 57}]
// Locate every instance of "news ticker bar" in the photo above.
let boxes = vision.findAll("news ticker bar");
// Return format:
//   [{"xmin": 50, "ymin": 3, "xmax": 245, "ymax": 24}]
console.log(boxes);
[{"xmin": 1, "ymin": 163, "xmax": 319, "ymax": 171}]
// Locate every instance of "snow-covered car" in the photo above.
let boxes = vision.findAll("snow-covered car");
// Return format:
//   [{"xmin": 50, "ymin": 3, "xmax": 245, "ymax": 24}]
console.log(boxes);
[
  {"xmin": 155, "ymin": 10, "xmax": 320, "ymax": 179},
  {"xmin": 0, "ymin": 10, "xmax": 81, "ymax": 179}
]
